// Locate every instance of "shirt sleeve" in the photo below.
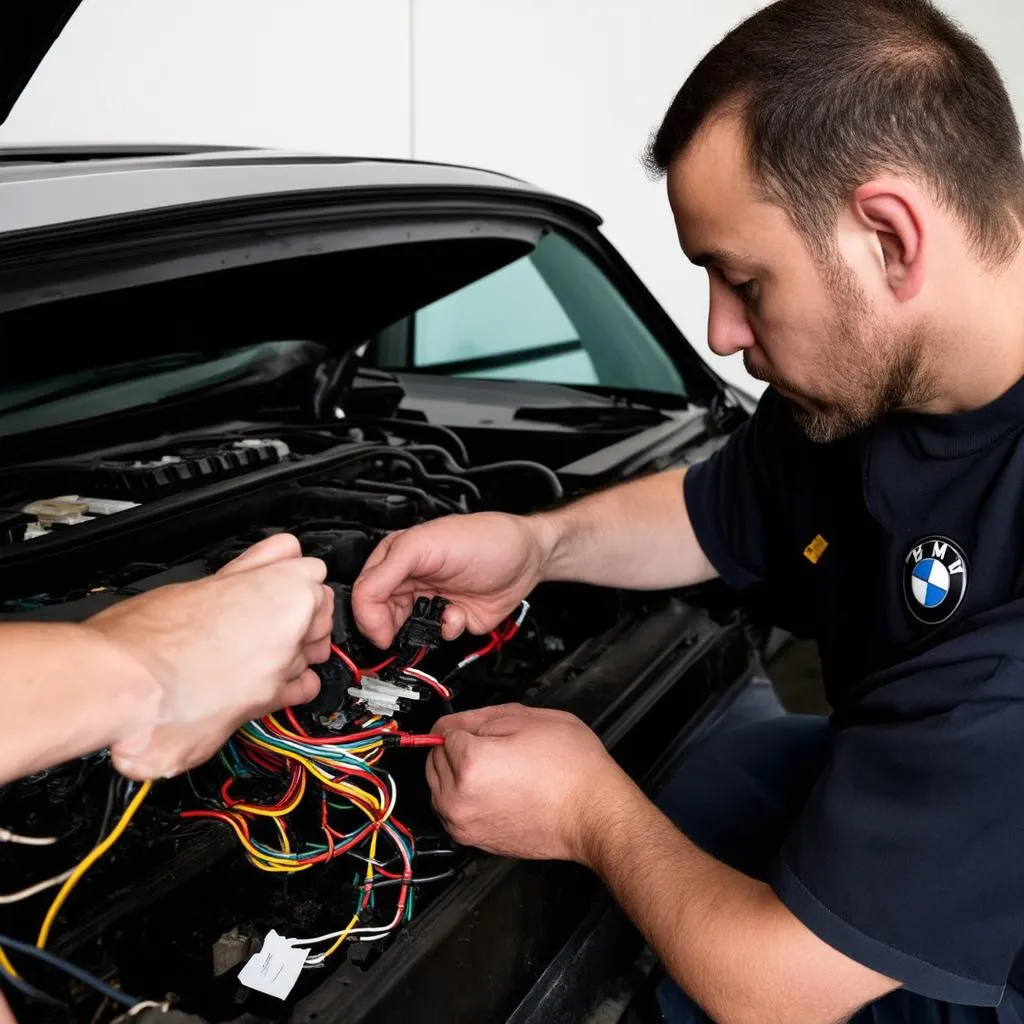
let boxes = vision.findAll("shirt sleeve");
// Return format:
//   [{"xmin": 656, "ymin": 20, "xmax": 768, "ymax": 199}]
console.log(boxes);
[
  {"xmin": 683, "ymin": 389, "xmax": 792, "ymax": 590},
  {"xmin": 771, "ymin": 607, "xmax": 1024, "ymax": 1005}
]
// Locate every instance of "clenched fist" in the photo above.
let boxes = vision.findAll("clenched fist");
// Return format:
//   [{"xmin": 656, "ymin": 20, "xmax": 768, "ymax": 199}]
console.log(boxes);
[{"xmin": 89, "ymin": 533, "xmax": 333, "ymax": 779}]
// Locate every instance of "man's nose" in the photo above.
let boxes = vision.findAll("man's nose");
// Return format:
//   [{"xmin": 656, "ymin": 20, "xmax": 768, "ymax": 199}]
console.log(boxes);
[{"xmin": 707, "ymin": 286, "xmax": 756, "ymax": 357}]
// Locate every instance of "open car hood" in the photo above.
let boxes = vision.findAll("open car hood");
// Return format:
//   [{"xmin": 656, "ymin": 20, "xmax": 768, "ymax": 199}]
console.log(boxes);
[{"xmin": 0, "ymin": 3, "xmax": 82, "ymax": 125}]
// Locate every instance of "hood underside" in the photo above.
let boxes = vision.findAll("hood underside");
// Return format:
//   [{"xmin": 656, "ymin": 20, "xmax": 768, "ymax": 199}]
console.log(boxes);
[{"xmin": 1, "ymin": 3, "xmax": 82, "ymax": 125}]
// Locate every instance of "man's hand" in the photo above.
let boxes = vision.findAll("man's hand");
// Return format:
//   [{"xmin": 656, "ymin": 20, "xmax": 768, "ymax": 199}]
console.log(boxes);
[
  {"xmin": 352, "ymin": 470, "xmax": 716, "ymax": 650},
  {"xmin": 89, "ymin": 533, "xmax": 333, "ymax": 780},
  {"xmin": 426, "ymin": 703, "xmax": 629, "ymax": 862},
  {"xmin": 426, "ymin": 702, "xmax": 898, "ymax": 1024},
  {"xmin": 353, "ymin": 514, "xmax": 553, "ymax": 648}
]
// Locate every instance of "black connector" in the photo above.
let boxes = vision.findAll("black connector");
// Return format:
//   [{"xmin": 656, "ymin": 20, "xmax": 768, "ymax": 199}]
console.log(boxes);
[
  {"xmin": 308, "ymin": 652, "xmax": 357, "ymax": 715},
  {"xmin": 378, "ymin": 596, "xmax": 448, "ymax": 680},
  {"xmin": 397, "ymin": 596, "xmax": 448, "ymax": 649}
]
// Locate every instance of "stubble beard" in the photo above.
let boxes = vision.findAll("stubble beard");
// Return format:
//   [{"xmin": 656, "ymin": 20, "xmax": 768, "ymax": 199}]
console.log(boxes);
[{"xmin": 747, "ymin": 263, "xmax": 934, "ymax": 444}]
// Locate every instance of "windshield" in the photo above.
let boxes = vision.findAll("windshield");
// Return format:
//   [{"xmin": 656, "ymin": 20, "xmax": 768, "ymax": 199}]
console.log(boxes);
[{"xmin": 0, "ymin": 341, "xmax": 304, "ymax": 439}]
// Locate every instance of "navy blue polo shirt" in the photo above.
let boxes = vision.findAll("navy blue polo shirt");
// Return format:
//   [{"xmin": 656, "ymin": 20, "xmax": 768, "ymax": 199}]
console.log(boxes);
[{"xmin": 684, "ymin": 381, "xmax": 1024, "ymax": 1012}]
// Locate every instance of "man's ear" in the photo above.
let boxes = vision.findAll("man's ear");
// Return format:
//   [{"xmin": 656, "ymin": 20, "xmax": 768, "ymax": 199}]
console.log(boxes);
[{"xmin": 852, "ymin": 181, "xmax": 926, "ymax": 301}]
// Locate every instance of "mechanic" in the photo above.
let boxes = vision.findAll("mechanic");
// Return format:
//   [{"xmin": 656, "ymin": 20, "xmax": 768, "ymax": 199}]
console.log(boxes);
[{"xmin": 352, "ymin": 1, "xmax": 1024, "ymax": 1021}]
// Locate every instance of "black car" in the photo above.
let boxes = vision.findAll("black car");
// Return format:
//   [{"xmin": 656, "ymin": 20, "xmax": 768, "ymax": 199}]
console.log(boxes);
[{"xmin": 0, "ymin": 8, "xmax": 774, "ymax": 1024}]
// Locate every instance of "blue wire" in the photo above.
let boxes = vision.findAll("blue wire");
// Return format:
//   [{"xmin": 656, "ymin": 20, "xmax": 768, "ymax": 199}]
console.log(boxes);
[
  {"xmin": 0, "ymin": 963, "xmax": 67, "ymax": 1009},
  {"xmin": 0, "ymin": 933, "xmax": 141, "ymax": 1008}
]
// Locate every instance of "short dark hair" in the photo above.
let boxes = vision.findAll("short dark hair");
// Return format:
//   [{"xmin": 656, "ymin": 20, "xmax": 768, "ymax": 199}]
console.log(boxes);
[{"xmin": 646, "ymin": 0, "xmax": 1024, "ymax": 264}]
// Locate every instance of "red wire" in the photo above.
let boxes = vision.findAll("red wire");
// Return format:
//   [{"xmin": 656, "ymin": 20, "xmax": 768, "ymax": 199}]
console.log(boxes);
[
  {"xmin": 331, "ymin": 643, "xmax": 362, "ymax": 683},
  {"xmin": 262, "ymin": 718, "xmax": 394, "ymax": 746},
  {"xmin": 181, "ymin": 809, "xmax": 254, "ymax": 841},
  {"xmin": 365, "ymin": 655, "xmax": 395, "ymax": 674},
  {"xmin": 320, "ymin": 795, "xmax": 335, "ymax": 862},
  {"xmin": 284, "ymin": 706, "xmax": 310, "ymax": 738},
  {"xmin": 239, "ymin": 763, "xmax": 303, "ymax": 813}
]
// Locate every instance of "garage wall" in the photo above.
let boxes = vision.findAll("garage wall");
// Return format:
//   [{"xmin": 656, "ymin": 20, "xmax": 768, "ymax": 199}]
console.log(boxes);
[
  {"xmin": 409, "ymin": 0, "xmax": 1024, "ymax": 394},
  {"xmin": 0, "ymin": 0, "xmax": 413, "ymax": 157},
  {"xmin": 3, "ymin": 0, "xmax": 1023, "ymax": 394}
]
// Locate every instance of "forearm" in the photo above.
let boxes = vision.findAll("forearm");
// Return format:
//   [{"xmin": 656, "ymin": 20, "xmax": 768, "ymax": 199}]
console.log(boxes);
[
  {"xmin": 581, "ymin": 773, "xmax": 895, "ymax": 1024},
  {"xmin": 533, "ymin": 468, "xmax": 716, "ymax": 590},
  {"xmin": 0, "ymin": 623, "xmax": 160, "ymax": 785}
]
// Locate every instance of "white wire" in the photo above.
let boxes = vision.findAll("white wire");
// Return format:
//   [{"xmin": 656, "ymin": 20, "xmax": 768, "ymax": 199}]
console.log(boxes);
[
  {"xmin": 0, "ymin": 868, "xmax": 74, "ymax": 904},
  {"xmin": 401, "ymin": 667, "xmax": 451, "ymax": 698},
  {"xmin": 126, "ymin": 1000, "xmax": 170, "ymax": 1017},
  {"xmin": 301, "ymin": 909, "xmax": 407, "ymax": 961},
  {"xmin": 0, "ymin": 828, "xmax": 58, "ymax": 846},
  {"xmin": 296, "ymin": 821, "xmax": 411, "ymax": 952}
]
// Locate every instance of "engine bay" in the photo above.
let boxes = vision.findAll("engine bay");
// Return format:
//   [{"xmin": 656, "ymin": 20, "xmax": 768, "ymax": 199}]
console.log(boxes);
[{"xmin": 0, "ymin": 416, "xmax": 671, "ymax": 1023}]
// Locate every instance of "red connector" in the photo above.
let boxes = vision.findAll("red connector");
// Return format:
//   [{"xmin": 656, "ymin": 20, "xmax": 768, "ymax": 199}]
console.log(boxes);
[{"xmin": 397, "ymin": 734, "xmax": 445, "ymax": 748}]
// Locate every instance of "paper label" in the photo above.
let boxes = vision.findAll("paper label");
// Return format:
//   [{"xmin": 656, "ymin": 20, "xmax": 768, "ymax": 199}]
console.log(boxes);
[{"xmin": 238, "ymin": 929, "xmax": 309, "ymax": 999}]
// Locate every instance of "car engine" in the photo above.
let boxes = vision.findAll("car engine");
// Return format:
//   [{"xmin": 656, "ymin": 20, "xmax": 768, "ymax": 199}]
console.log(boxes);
[{"xmin": 0, "ymin": 418, "xmax": 649, "ymax": 1023}]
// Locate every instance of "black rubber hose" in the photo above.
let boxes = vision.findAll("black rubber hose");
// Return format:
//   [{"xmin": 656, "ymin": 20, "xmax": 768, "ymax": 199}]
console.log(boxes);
[
  {"xmin": 403, "ymin": 443, "xmax": 466, "ymax": 473},
  {"xmin": 461, "ymin": 460, "xmax": 564, "ymax": 501},
  {"xmin": 346, "ymin": 448, "xmax": 481, "ymax": 503},
  {"xmin": 349, "ymin": 479, "xmax": 462, "ymax": 517},
  {"xmin": 346, "ymin": 417, "xmax": 470, "ymax": 466},
  {"xmin": 404, "ymin": 445, "xmax": 563, "ymax": 501}
]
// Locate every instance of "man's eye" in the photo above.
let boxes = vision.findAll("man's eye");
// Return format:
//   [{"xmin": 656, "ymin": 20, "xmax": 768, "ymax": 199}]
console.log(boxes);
[{"xmin": 730, "ymin": 279, "xmax": 760, "ymax": 304}]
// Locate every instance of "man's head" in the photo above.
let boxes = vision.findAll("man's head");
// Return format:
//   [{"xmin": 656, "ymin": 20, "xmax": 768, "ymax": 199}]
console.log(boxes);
[{"xmin": 648, "ymin": 0, "xmax": 1024, "ymax": 441}]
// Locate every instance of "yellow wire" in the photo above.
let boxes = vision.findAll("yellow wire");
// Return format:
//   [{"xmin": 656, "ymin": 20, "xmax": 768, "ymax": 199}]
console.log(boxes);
[
  {"xmin": 242, "ymin": 736, "xmax": 384, "ymax": 814},
  {"xmin": 37, "ymin": 780, "xmax": 153, "ymax": 949},
  {"xmin": 314, "ymin": 829, "xmax": 379, "ymax": 963},
  {"xmin": 273, "ymin": 816, "xmax": 291, "ymax": 854},
  {"xmin": 313, "ymin": 914, "xmax": 360, "ymax": 962},
  {"xmin": 229, "ymin": 770, "xmax": 307, "ymax": 818},
  {"xmin": 0, "ymin": 946, "xmax": 18, "ymax": 980}
]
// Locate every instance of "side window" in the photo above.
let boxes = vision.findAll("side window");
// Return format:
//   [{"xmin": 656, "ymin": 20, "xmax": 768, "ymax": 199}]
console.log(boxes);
[
  {"xmin": 376, "ymin": 232, "xmax": 685, "ymax": 396},
  {"xmin": 413, "ymin": 244, "xmax": 599, "ymax": 385}
]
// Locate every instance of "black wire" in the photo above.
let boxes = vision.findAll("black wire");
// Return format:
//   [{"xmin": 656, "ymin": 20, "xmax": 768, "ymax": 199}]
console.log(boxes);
[
  {"xmin": 348, "ymin": 478, "xmax": 461, "ymax": 517},
  {"xmin": 0, "ymin": 963, "xmax": 69, "ymax": 1009},
  {"xmin": 347, "ymin": 417, "xmax": 470, "ymax": 466},
  {"xmin": 0, "ymin": 933, "xmax": 142, "ymax": 1009},
  {"xmin": 96, "ymin": 771, "xmax": 118, "ymax": 843},
  {"xmin": 404, "ymin": 445, "xmax": 564, "ymax": 502}
]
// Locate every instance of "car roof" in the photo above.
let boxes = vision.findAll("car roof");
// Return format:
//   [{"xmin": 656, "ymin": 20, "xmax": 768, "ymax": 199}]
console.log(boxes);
[{"xmin": 0, "ymin": 146, "xmax": 599, "ymax": 236}]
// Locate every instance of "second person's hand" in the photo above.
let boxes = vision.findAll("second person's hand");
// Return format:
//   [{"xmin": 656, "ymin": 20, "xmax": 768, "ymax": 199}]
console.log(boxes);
[
  {"xmin": 89, "ymin": 533, "xmax": 334, "ymax": 779},
  {"xmin": 352, "ymin": 512, "xmax": 554, "ymax": 648}
]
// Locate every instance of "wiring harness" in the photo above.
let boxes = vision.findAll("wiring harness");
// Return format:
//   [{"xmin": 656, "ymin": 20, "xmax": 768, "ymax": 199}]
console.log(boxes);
[
  {"xmin": 0, "ymin": 599, "xmax": 530, "ymax": 1014},
  {"xmin": 180, "ymin": 599, "xmax": 530, "ymax": 970}
]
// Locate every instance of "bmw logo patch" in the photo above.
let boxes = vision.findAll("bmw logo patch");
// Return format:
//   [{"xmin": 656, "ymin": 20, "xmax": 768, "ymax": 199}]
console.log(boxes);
[{"xmin": 903, "ymin": 536, "xmax": 968, "ymax": 625}]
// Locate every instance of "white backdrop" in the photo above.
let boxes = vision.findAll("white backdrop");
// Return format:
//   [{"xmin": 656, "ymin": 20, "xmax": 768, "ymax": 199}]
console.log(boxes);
[{"xmin": 3, "ymin": 0, "xmax": 1023, "ymax": 393}]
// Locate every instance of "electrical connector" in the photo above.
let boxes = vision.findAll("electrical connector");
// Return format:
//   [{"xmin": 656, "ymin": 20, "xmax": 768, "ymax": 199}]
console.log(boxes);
[
  {"xmin": 347, "ymin": 675, "xmax": 423, "ymax": 718},
  {"xmin": 378, "ymin": 596, "xmax": 448, "ymax": 680}
]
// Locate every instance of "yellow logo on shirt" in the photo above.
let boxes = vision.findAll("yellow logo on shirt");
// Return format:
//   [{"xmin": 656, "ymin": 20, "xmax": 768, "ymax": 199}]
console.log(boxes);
[{"xmin": 803, "ymin": 535, "xmax": 829, "ymax": 565}]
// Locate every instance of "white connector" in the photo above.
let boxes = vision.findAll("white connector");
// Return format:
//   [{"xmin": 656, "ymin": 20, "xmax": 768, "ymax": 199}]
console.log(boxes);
[{"xmin": 347, "ymin": 675, "xmax": 423, "ymax": 718}]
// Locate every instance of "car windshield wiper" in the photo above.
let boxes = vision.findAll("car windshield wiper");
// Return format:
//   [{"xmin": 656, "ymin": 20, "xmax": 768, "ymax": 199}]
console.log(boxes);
[{"xmin": 513, "ymin": 402, "xmax": 669, "ymax": 429}]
